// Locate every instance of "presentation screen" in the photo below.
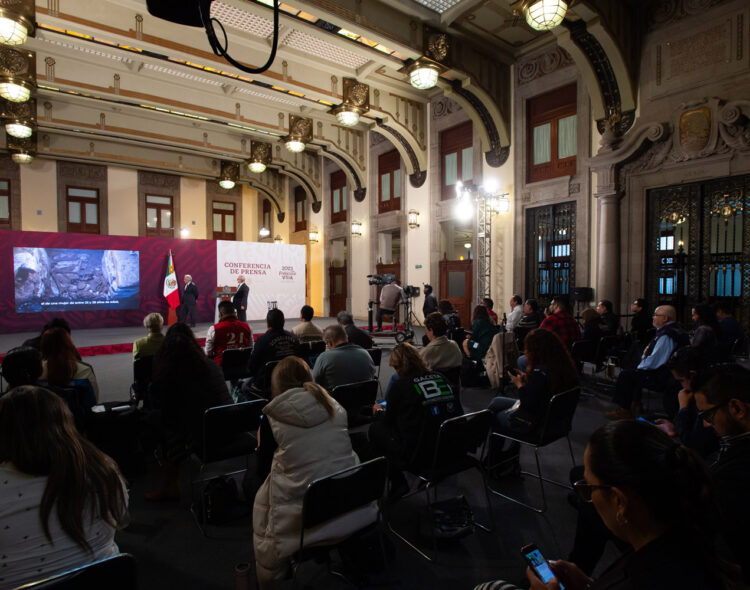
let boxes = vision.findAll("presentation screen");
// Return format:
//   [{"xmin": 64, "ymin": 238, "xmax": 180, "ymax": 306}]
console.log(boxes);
[
  {"xmin": 217, "ymin": 241, "xmax": 306, "ymax": 321},
  {"xmin": 13, "ymin": 247, "xmax": 140, "ymax": 313}
]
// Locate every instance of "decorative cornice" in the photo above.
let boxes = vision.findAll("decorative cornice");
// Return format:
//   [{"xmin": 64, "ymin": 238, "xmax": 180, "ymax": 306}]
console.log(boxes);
[
  {"xmin": 516, "ymin": 47, "xmax": 574, "ymax": 87},
  {"xmin": 649, "ymin": 0, "xmax": 731, "ymax": 29}
]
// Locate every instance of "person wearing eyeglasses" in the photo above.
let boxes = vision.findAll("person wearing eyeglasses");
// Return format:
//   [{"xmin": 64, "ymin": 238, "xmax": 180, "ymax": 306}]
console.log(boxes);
[
  {"xmin": 606, "ymin": 305, "xmax": 689, "ymax": 420},
  {"xmin": 693, "ymin": 364, "xmax": 750, "ymax": 584}
]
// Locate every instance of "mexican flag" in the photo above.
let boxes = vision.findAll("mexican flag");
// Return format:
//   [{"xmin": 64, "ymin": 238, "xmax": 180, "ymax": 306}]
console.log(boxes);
[{"xmin": 163, "ymin": 251, "xmax": 180, "ymax": 308}]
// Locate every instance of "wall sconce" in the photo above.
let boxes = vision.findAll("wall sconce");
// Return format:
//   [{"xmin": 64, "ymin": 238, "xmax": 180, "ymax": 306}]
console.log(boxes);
[
  {"xmin": 308, "ymin": 227, "xmax": 319, "ymax": 243},
  {"xmin": 402, "ymin": 29, "xmax": 450, "ymax": 90},
  {"xmin": 0, "ymin": 0, "xmax": 35, "ymax": 46},
  {"xmin": 513, "ymin": 0, "xmax": 570, "ymax": 31},
  {"xmin": 0, "ymin": 47, "xmax": 35, "ymax": 102},
  {"xmin": 407, "ymin": 209, "xmax": 420, "ymax": 229},
  {"xmin": 283, "ymin": 114, "xmax": 313, "ymax": 153},
  {"xmin": 8, "ymin": 131, "xmax": 34, "ymax": 163},
  {"xmin": 218, "ymin": 160, "xmax": 238, "ymax": 189},
  {"xmin": 273, "ymin": 234, "xmax": 282, "ymax": 244},
  {"xmin": 259, "ymin": 226, "xmax": 270, "ymax": 239},
  {"xmin": 248, "ymin": 141, "xmax": 271, "ymax": 173},
  {"xmin": 329, "ymin": 78, "xmax": 369, "ymax": 127},
  {"xmin": 351, "ymin": 220, "xmax": 363, "ymax": 237}
]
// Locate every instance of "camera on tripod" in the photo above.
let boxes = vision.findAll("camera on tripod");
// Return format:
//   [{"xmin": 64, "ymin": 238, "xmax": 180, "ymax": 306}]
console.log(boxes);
[
  {"xmin": 402, "ymin": 285, "xmax": 420, "ymax": 298},
  {"xmin": 367, "ymin": 273, "xmax": 395, "ymax": 286}
]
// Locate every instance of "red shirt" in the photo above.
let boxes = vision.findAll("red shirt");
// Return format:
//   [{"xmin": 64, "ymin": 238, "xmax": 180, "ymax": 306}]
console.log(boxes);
[
  {"xmin": 206, "ymin": 318, "xmax": 253, "ymax": 366},
  {"xmin": 540, "ymin": 311, "xmax": 581, "ymax": 350}
]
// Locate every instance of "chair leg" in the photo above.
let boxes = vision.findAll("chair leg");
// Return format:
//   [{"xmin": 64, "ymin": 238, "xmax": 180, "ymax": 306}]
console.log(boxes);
[{"xmin": 567, "ymin": 435, "xmax": 576, "ymax": 468}]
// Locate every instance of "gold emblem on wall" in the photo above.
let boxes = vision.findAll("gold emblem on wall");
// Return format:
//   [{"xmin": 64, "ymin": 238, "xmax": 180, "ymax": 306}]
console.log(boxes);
[{"xmin": 679, "ymin": 107, "xmax": 711, "ymax": 153}]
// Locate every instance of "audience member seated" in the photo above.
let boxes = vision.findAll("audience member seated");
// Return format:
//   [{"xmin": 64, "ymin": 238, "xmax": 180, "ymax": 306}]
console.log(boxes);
[
  {"xmin": 487, "ymin": 329, "xmax": 579, "ymax": 469},
  {"xmin": 596, "ymin": 299, "xmax": 620, "ymax": 336},
  {"xmin": 694, "ymin": 364, "xmax": 750, "ymax": 584},
  {"xmin": 463, "ymin": 305, "xmax": 499, "ymax": 361},
  {"xmin": 715, "ymin": 301, "xmax": 745, "ymax": 359},
  {"xmin": 253, "ymin": 357, "xmax": 362, "ymax": 590},
  {"xmin": 1, "ymin": 346, "xmax": 43, "ymax": 391},
  {"xmin": 581, "ymin": 308, "xmax": 604, "ymax": 343},
  {"xmin": 247, "ymin": 309, "xmax": 300, "ymax": 390},
  {"xmin": 422, "ymin": 284, "xmax": 438, "ymax": 318},
  {"xmin": 0, "ymin": 386, "xmax": 128, "ymax": 588},
  {"xmin": 506, "ymin": 295, "xmax": 523, "ymax": 332},
  {"xmin": 205, "ymin": 301, "xmax": 253, "ymax": 366},
  {"xmin": 482, "ymin": 297, "xmax": 499, "ymax": 326},
  {"xmin": 147, "ymin": 323, "xmax": 233, "ymax": 500},
  {"xmin": 509, "ymin": 421, "xmax": 739, "ymax": 590},
  {"xmin": 653, "ymin": 346, "xmax": 718, "ymax": 457},
  {"xmin": 312, "ymin": 325, "xmax": 376, "ymax": 392},
  {"xmin": 539, "ymin": 296, "xmax": 581, "ymax": 351},
  {"xmin": 514, "ymin": 298, "xmax": 543, "ymax": 346},
  {"xmin": 420, "ymin": 312, "xmax": 463, "ymax": 371},
  {"xmin": 22, "ymin": 317, "xmax": 82, "ymax": 361},
  {"xmin": 629, "ymin": 298, "xmax": 651, "ymax": 346},
  {"xmin": 39, "ymin": 327, "xmax": 99, "ymax": 405},
  {"xmin": 438, "ymin": 299, "xmax": 464, "ymax": 346},
  {"xmin": 336, "ymin": 311, "xmax": 373, "ymax": 349},
  {"xmin": 291, "ymin": 305, "xmax": 324, "ymax": 343},
  {"xmin": 606, "ymin": 305, "xmax": 687, "ymax": 420},
  {"xmin": 368, "ymin": 343, "xmax": 462, "ymax": 497},
  {"xmin": 377, "ymin": 279, "xmax": 403, "ymax": 332},
  {"xmin": 133, "ymin": 312, "xmax": 165, "ymax": 361},
  {"xmin": 691, "ymin": 303, "xmax": 721, "ymax": 362}
]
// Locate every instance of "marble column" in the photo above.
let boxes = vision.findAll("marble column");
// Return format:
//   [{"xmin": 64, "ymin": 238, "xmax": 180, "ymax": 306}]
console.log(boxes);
[{"xmin": 596, "ymin": 191, "xmax": 622, "ymax": 307}]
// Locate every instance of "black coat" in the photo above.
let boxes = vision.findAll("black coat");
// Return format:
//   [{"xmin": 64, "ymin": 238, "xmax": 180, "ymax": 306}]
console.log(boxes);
[
  {"xmin": 233, "ymin": 282, "xmax": 249, "ymax": 313},
  {"xmin": 181, "ymin": 281, "xmax": 199, "ymax": 306}
]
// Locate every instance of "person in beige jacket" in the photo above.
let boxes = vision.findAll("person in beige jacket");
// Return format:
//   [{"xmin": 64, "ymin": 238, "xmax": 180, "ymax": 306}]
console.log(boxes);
[{"xmin": 252, "ymin": 356, "xmax": 373, "ymax": 589}]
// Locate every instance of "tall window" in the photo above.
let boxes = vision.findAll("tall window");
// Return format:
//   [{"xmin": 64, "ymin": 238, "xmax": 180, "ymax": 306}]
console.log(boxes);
[
  {"xmin": 262, "ymin": 199, "xmax": 272, "ymax": 237},
  {"xmin": 330, "ymin": 170, "xmax": 347, "ymax": 224},
  {"xmin": 440, "ymin": 121, "xmax": 473, "ymax": 200},
  {"xmin": 526, "ymin": 201, "xmax": 576, "ymax": 304},
  {"xmin": 527, "ymin": 83, "xmax": 577, "ymax": 183},
  {"xmin": 294, "ymin": 186, "xmax": 307, "ymax": 232},
  {"xmin": 66, "ymin": 187, "xmax": 100, "ymax": 234},
  {"xmin": 0, "ymin": 179, "xmax": 10, "ymax": 230},
  {"xmin": 145, "ymin": 194, "xmax": 173, "ymax": 237},
  {"xmin": 378, "ymin": 150, "xmax": 402, "ymax": 214},
  {"xmin": 213, "ymin": 201, "xmax": 236, "ymax": 241}
]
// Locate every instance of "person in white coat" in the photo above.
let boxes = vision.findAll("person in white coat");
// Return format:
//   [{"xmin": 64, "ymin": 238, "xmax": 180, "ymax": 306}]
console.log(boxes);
[{"xmin": 252, "ymin": 356, "xmax": 371, "ymax": 589}]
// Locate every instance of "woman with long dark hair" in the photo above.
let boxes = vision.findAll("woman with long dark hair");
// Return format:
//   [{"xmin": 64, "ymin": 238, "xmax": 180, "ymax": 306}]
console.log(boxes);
[
  {"xmin": 39, "ymin": 327, "xmax": 99, "ymax": 404},
  {"xmin": 253, "ymin": 356, "xmax": 361, "ymax": 590},
  {"xmin": 0, "ymin": 386, "xmax": 128, "ymax": 588},
  {"xmin": 463, "ymin": 304, "xmax": 499, "ymax": 361},
  {"xmin": 692, "ymin": 303, "xmax": 721, "ymax": 361}
]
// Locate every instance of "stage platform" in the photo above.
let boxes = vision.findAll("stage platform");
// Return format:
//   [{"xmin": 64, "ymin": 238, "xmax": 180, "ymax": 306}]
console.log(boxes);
[{"xmin": 0, "ymin": 318, "xmax": 418, "ymax": 402}]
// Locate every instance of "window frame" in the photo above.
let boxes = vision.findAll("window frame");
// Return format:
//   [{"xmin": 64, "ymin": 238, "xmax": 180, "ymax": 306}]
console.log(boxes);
[
  {"xmin": 212, "ymin": 199, "xmax": 237, "ymax": 241},
  {"xmin": 65, "ymin": 186, "xmax": 100, "ymax": 234},
  {"xmin": 330, "ymin": 170, "xmax": 348, "ymax": 224},
  {"xmin": 144, "ymin": 193, "xmax": 174, "ymax": 238},
  {"xmin": 378, "ymin": 150, "xmax": 402, "ymax": 214},
  {"xmin": 0, "ymin": 178, "xmax": 10, "ymax": 230},
  {"xmin": 527, "ymin": 83, "xmax": 577, "ymax": 184},
  {"xmin": 294, "ymin": 186, "xmax": 307, "ymax": 232},
  {"xmin": 440, "ymin": 120, "xmax": 473, "ymax": 201}
]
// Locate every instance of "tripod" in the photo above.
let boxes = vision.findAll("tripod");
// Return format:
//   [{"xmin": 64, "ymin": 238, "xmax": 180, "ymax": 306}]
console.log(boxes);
[{"xmin": 394, "ymin": 296, "xmax": 422, "ymax": 343}]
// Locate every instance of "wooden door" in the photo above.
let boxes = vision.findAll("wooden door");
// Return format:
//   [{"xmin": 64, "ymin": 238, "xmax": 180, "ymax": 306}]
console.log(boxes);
[
  {"xmin": 376, "ymin": 262, "xmax": 400, "ymax": 324},
  {"xmin": 439, "ymin": 257, "xmax": 473, "ymax": 328},
  {"xmin": 329, "ymin": 263, "xmax": 347, "ymax": 317}
]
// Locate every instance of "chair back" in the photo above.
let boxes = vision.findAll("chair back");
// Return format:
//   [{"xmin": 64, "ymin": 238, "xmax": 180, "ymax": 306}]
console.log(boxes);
[
  {"xmin": 434, "ymin": 366, "xmax": 461, "ymax": 397},
  {"xmin": 330, "ymin": 379, "xmax": 379, "ymax": 427},
  {"xmin": 132, "ymin": 356, "xmax": 153, "ymax": 395},
  {"xmin": 301, "ymin": 456, "xmax": 387, "ymax": 531},
  {"xmin": 202, "ymin": 399, "xmax": 265, "ymax": 463},
  {"xmin": 13, "ymin": 553, "xmax": 137, "ymax": 590},
  {"xmin": 534, "ymin": 387, "xmax": 580, "ymax": 446},
  {"xmin": 594, "ymin": 335, "xmax": 619, "ymax": 366},
  {"xmin": 221, "ymin": 347, "xmax": 252, "ymax": 381},
  {"xmin": 295, "ymin": 340, "xmax": 327, "ymax": 366},
  {"xmin": 425, "ymin": 409, "xmax": 492, "ymax": 481},
  {"xmin": 366, "ymin": 347, "xmax": 382, "ymax": 370},
  {"xmin": 571, "ymin": 340, "xmax": 596, "ymax": 370},
  {"xmin": 260, "ymin": 360, "xmax": 281, "ymax": 397}
]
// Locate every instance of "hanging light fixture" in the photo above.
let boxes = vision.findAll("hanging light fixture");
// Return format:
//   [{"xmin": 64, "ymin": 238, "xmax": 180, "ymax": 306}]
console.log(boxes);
[
  {"xmin": 402, "ymin": 29, "xmax": 450, "ymax": 91},
  {"xmin": 248, "ymin": 141, "xmax": 272, "ymax": 173},
  {"xmin": 406, "ymin": 58, "xmax": 441, "ymax": 90},
  {"xmin": 0, "ymin": 47, "xmax": 35, "ymax": 102},
  {"xmin": 0, "ymin": 0, "xmax": 35, "ymax": 46},
  {"xmin": 329, "ymin": 78, "xmax": 369, "ymax": 127},
  {"xmin": 1, "ymin": 96, "xmax": 35, "ymax": 138},
  {"xmin": 11, "ymin": 149, "xmax": 32, "ymax": 163},
  {"xmin": 515, "ymin": 0, "xmax": 569, "ymax": 31},
  {"xmin": 308, "ymin": 227, "xmax": 319, "ymax": 243},
  {"xmin": 282, "ymin": 114, "xmax": 312, "ymax": 153},
  {"xmin": 259, "ymin": 226, "xmax": 270, "ymax": 238},
  {"xmin": 8, "ymin": 130, "xmax": 34, "ymax": 163},
  {"xmin": 218, "ymin": 160, "xmax": 238, "ymax": 189}
]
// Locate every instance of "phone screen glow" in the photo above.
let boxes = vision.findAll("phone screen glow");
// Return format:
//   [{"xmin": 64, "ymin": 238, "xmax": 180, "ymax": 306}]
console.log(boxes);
[{"xmin": 526, "ymin": 549, "xmax": 564, "ymax": 589}]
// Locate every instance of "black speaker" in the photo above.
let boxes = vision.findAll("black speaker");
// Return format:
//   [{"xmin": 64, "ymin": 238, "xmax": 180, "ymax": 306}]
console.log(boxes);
[
  {"xmin": 570, "ymin": 287, "xmax": 594, "ymax": 302},
  {"xmin": 146, "ymin": 0, "xmax": 212, "ymax": 27}
]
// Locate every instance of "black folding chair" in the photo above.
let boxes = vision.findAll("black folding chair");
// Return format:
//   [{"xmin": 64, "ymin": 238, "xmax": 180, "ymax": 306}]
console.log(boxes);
[
  {"xmin": 387, "ymin": 409, "xmax": 495, "ymax": 561},
  {"xmin": 366, "ymin": 347, "xmax": 383, "ymax": 397},
  {"xmin": 433, "ymin": 366, "xmax": 461, "ymax": 401},
  {"xmin": 293, "ymin": 456, "xmax": 388, "ymax": 587},
  {"xmin": 130, "ymin": 356, "xmax": 153, "ymax": 405},
  {"xmin": 190, "ymin": 399, "xmax": 265, "ymax": 535},
  {"xmin": 295, "ymin": 340, "xmax": 326, "ymax": 367},
  {"xmin": 221, "ymin": 347, "xmax": 253, "ymax": 382},
  {"xmin": 13, "ymin": 553, "xmax": 137, "ymax": 590},
  {"xmin": 330, "ymin": 379, "xmax": 379, "ymax": 428},
  {"xmin": 486, "ymin": 387, "xmax": 580, "ymax": 513}
]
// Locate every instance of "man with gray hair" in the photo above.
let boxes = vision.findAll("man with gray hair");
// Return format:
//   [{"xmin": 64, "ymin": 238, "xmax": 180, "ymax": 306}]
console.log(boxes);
[
  {"xmin": 233, "ymin": 275, "xmax": 249, "ymax": 322},
  {"xmin": 133, "ymin": 312, "xmax": 165, "ymax": 360},
  {"xmin": 312, "ymin": 324, "xmax": 376, "ymax": 391},
  {"xmin": 336, "ymin": 310, "xmax": 373, "ymax": 349}
]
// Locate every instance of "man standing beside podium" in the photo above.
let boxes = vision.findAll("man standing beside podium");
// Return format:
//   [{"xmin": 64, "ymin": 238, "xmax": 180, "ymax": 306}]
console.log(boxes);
[
  {"xmin": 234, "ymin": 275, "xmax": 249, "ymax": 322},
  {"xmin": 180, "ymin": 274, "xmax": 198, "ymax": 327}
]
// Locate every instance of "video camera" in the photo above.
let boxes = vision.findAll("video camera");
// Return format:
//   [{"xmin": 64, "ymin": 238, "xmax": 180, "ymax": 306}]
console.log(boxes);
[
  {"xmin": 367, "ymin": 273, "xmax": 395, "ymax": 286},
  {"xmin": 402, "ymin": 285, "xmax": 420, "ymax": 298}
]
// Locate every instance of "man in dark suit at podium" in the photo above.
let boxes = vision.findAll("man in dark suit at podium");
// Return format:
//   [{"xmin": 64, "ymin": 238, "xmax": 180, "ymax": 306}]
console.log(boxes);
[
  {"xmin": 179, "ymin": 274, "xmax": 199, "ymax": 327},
  {"xmin": 233, "ymin": 275, "xmax": 249, "ymax": 322}
]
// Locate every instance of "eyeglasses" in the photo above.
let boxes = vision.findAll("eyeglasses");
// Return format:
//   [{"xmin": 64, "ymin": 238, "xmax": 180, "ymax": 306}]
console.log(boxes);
[
  {"xmin": 573, "ymin": 479, "xmax": 612, "ymax": 503},
  {"xmin": 697, "ymin": 401, "xmax": 728, "ymax": 424}
]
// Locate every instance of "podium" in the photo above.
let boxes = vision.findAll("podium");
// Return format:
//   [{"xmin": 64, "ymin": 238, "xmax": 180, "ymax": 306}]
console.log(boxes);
[{"xmin": 214, "ymin": 285, "xmax": 236, "ymax": 323}]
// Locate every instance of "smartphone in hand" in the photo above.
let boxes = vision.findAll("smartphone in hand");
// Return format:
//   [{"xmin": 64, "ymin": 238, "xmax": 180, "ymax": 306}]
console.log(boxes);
[{"xmin": 521, "ymin": 543, "xmax": 564, "ymax": 589}]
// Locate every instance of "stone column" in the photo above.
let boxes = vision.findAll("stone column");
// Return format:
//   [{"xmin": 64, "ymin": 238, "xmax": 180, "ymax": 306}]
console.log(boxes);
[{"xmin": 593, "ymin": 165, "xmax": 621, "ymax": 307}]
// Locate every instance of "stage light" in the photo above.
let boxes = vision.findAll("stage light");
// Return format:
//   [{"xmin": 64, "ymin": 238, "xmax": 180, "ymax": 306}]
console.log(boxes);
[
  {"xmin": 282, "ymin": 114, "xmax": 312, "ymax": 154},
  {"xmin": 329, "ymin": 78, "xmax": 369, "ymax": 127},
  {"xmin": 248, "ymin": 141, "xmax": 271, "ymax": 173},
  {"xmin": 0, "ymin": 0, "xmax": 35, "ymax": 46}
]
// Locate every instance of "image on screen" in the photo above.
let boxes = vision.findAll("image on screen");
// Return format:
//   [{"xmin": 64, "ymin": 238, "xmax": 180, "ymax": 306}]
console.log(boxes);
[
  {"xmin": 526, "ymin": 549, "xmax": 564, "ymax": 588},
  {"xmin": 14, "ymin": 247, "xmax": 140, "ymax": 313}
]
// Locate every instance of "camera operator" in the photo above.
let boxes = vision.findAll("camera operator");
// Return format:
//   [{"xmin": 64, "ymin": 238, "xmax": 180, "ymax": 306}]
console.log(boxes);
[{"xmin": 377, "ymin": 278, "xmax": 403, "ymax": 332}]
